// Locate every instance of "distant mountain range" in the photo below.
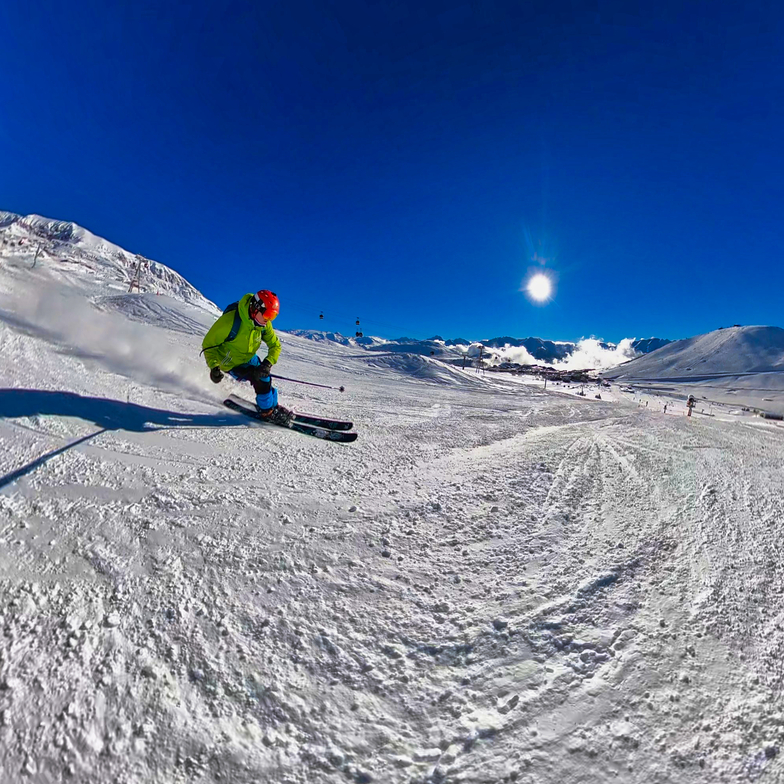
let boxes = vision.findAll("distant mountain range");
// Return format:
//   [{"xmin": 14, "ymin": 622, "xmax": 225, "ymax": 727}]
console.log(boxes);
[{"xmin": 289, "ymin": 330, "xmax": 673, "ymax": 366}]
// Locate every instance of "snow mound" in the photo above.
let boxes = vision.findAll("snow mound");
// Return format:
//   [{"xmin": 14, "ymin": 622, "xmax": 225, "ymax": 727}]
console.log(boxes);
[
  {"xmin": 358, "ymin": 351, "xmax": 486, "ymax": 386},
  {"xmin": 365, "ymin": 340, "xmax": 462, "ymax": 358},
  {"xmin": 288, "ymin": 329, "xmax": 387, "ymax": 348},
  {"xmin": 95, "ymin": 293, "xmax": 214, "ymax": 336}
]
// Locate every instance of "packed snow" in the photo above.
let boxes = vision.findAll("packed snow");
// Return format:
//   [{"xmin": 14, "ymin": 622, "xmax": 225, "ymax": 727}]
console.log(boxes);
[{"xmin": 2, "ymin": 217, "xmax": 784, "ymax": 783}]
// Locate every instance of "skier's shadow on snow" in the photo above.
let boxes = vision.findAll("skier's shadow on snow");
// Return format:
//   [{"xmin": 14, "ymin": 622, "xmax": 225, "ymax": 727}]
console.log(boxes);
[
  {"xmin": 0, "ymin": 389, "xmax": 240, "ymax": 490},
  {"xmin": 0, "ymin": 389, "xmax": 235, "ymax": 431}
]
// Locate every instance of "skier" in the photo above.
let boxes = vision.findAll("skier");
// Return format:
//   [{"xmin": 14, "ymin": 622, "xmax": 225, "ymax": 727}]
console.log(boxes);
[{"xmin": 201, "ymin": 290, "xmax": 294, "ymax": 426}]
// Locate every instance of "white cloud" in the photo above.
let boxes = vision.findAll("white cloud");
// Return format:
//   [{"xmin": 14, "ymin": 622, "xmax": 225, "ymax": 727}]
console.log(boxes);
[
  {"xmin": 493, "ymin": 345, "xmax": 541, "ymax": 365},
  {"xmin": 479, "ymin": 338, "xmax": 640, "ymax": 370},
  {"xmin": 553, "ymin": 338, "xmax": 639, "ymax": 370}
]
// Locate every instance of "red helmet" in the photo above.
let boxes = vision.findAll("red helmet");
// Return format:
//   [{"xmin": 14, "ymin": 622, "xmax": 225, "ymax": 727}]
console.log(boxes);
[{"xmin": 249, "ymin": 290, "xmax": 279, "ymax": 325}]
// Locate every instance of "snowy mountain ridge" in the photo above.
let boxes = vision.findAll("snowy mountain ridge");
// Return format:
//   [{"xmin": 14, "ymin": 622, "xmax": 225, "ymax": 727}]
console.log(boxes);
[
  {"xmin": 0, "ymin": 211, "xmax": 218, "ymax": 313},
  {"xmin": 603, "ymin": 325, "xmax": 784, "ymax": 414},
  {"xmin": 605, "ymin": 325, "xmax": 784, "ymax": 380},
  {"xmin": 289, "ymin": 329, "xmax": 673, "ymax": 369}
]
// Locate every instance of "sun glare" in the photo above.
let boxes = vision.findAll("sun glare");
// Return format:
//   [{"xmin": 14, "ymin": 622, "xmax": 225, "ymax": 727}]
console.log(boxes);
[{"xmin": 526, "ymin": 273, "xmax": 552, "ymax": 303}]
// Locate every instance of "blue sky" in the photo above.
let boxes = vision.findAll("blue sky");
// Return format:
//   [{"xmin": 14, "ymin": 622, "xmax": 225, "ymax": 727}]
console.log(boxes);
[{"xmin": 1, "ymin": 1, "xmax": 782, "ymax": 343}]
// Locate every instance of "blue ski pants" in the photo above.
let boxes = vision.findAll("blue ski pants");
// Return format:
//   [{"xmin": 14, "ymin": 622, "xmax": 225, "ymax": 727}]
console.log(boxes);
[{"xmin": 229, "ymin": 356, "xmax": 278, "ymax": 410}]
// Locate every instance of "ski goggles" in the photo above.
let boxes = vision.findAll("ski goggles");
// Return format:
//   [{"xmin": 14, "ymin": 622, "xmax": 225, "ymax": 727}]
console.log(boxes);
[
  {"xmin": 251, "ymin": 298, "xmax": 278, "ymax": 323},
  {"xmin": 250, "ymin": 308, "xmax": 270, "ymax": 325}
]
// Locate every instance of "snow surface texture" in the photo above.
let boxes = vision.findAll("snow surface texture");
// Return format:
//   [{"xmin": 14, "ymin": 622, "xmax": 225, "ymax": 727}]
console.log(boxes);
[{"xmin": 2, "ymin": 220, "xmax": 784, "ymax": 783}]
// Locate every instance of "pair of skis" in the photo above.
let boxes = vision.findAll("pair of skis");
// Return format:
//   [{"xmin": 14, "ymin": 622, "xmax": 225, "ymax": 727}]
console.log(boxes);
[{"xmin": 223, "ymin": 394, "xmax": 357, "ymax": 443}]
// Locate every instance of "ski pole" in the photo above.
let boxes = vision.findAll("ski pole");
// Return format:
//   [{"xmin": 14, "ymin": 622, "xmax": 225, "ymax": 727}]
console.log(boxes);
[{"xmin": 270, "ymin": 374, "xmax": 345, "ymax": 392}]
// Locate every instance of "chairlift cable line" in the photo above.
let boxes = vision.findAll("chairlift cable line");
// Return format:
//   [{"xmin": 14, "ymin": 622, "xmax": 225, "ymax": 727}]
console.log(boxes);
[
  {"xmin": 281, "ymin": 294, "xmax": 475, "ymax": 343},
  {"xmin": 280, "ymin": 297, "xmax": 425, "ymax": 339}
]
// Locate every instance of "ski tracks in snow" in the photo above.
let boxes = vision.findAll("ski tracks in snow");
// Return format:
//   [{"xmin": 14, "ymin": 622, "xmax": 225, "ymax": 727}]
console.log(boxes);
[{"xmin": 351, "ymin": 412, "xmax": 784, "ymax": 783}]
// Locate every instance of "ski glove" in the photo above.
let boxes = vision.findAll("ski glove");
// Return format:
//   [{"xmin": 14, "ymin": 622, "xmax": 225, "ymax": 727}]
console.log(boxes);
[
  {"xmin": 258, "ymin": 358, "xmax": 273, "ymax": 378},
  {"xmin": 210, "ymin": 367, "xmax": 224, "ymax": 384}
]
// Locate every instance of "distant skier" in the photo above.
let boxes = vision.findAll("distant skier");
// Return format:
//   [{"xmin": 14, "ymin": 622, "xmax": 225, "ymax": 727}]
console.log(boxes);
[{"xmin": 201, "ymin": 290, "xmax": 294, "ymax": 426}]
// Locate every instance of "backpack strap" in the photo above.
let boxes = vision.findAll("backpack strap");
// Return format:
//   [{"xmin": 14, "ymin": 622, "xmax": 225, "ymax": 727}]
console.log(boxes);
[
  {"xmin": 200, "ymin": 301, "xmax": 243, "ymax": 356},
  {"xmin": 222, "ymin": 301, "xmax": 242, "ymax": 342}
]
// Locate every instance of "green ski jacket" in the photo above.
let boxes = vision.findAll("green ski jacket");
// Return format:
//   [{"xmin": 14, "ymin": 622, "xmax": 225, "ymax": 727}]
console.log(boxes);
[{"xmin": 201, "ymin": 293, "xmax": 281, "ymax": 371}]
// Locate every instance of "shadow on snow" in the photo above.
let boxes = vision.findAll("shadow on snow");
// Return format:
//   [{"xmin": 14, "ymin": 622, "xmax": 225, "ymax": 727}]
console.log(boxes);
[{"xmin": 0, "ymin": 388, "xmax": 240, "ymax": 489}]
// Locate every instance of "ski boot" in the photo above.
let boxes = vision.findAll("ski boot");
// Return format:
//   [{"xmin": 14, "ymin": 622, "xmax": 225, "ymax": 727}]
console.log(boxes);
[{"xmin": 258, "ymin": 404, "xmax": 295, "ymax": 427}]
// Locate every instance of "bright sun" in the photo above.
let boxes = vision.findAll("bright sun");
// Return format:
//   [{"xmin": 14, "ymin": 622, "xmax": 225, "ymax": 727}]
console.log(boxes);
[{"xmin": 526, "ymin": 273, "xmax": 552, "ymax": 302}]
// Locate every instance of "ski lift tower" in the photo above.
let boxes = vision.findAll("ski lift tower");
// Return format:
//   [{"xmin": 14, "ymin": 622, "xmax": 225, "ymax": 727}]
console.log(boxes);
[
  {"xmin": 128, "ymin": 254, "xmax": 146, "ymax": 293},
  {"xmin": 476, "ymin": 345, "xmax": 485, "ymax": 374},
  {"xmin": 31, "ymin": 243, "xmax": 43, "ymax": 269}
]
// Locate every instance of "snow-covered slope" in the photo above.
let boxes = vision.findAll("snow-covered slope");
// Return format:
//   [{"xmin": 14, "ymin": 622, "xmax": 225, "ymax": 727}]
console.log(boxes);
[
  {"xmin": 0, "ymin": 211, "xmax": 218, "ymax": 313},
  {"xmin": 287, "ymin": 329, "xmax": 388, "ymax": 349},
  {"xmin": 603, "ymin": 326, "xmax": 784, "ymax": 414},
  {"xmin": 355, "ymin": 351, "xmax": 490, "ymax": 386},
  {"xmin": 605, "ymin": 326, "xmax": 784, "ymax": 380},
  {"xmin": 2, "ymin": 222, "xmax": 784, "ymax": 784}
]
